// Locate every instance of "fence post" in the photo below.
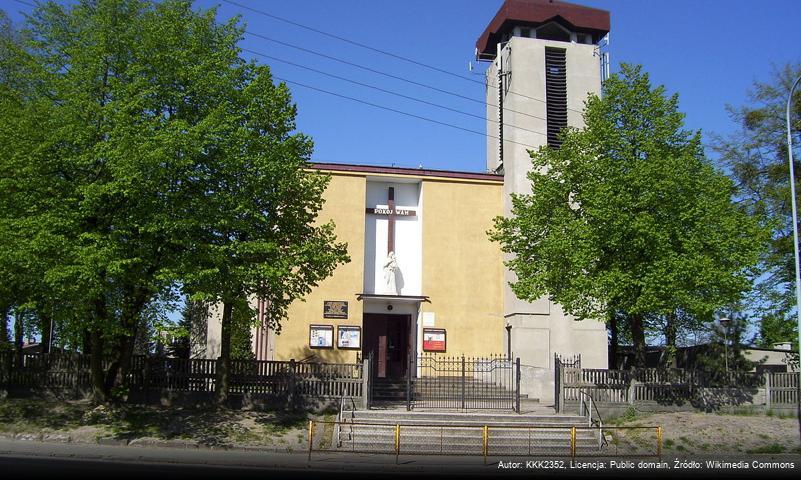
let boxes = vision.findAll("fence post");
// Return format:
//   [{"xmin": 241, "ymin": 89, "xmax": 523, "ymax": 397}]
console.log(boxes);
[
  {"xmin": 406, "ymin": 355, "xmax": 412, "ymax": 411},
  {"xmin": 307, "ymin": 420, "xmax": 314, "ymax": 461},
  {"xmin": 483, "ymin": 425, "xmax": 489, "ymax": 465},
  {"xmin": 558, "ymin": 362, "xmax": 565, "ymax": 414},
  {"xmin": 461, "ymin": 355, "xmax": 466, "ymax": 410},
  {"xmin": 288, "ymin": 359, "xmax": 297, "ymax": 410},
  {"xmin": 515, "ymin": 357, "xmax": 521, "ymax": 413},
  {"xmin": 361, "ymin": 359, "xmax": 370, "ymax": 409},
  {"xmin": 656, "ymin": 426, "xmax": 663, "ymax": 461},
  {"xmin": 570, "ymin": 426, "xmax": 576, "ymax": 459},
  {"xmin": 765, "ymin": 372, "xmax": 772, "ymax": 410},
  {"xmin": 395, "ymin": 424, "xmax": 401, "ymax": 464}
]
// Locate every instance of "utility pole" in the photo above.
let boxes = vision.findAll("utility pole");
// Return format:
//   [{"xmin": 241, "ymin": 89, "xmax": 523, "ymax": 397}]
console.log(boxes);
[{"xmin": 785, "ymin": 74, "xmax": 801, "ymax": 444}]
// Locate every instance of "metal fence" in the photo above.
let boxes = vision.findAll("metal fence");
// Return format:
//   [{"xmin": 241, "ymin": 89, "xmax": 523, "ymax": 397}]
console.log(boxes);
[
  {"xmin": 410, "ymin": 354, "xmax": 520, "ymax": 411},
  {"xmin": 1, "ymin": 351, "xmax": 366, "ymax": 404},
  {"xmin": 310, "ymin": 420, "xmax": 663, "ymax": 462}
]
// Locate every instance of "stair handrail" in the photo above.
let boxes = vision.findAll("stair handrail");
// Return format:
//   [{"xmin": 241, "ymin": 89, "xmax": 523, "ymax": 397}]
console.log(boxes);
[
  {"xmin": 578, "ymin": 388, "xmax": 607, "ymax": 450},
  {"xmin": 335, "ymin": 392, "xmax": 358, "ymax": 448}
]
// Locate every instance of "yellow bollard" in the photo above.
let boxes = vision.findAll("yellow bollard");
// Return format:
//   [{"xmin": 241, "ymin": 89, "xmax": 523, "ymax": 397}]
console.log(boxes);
[
  {"xmin": 307, "ymin": 420, "xmax": 314, "ymax": 461},
  {"xmin": 657, "ymin": 426, "xmax": 663, "ymax": 460},
  {"xmin": 570, "ymin": 426, "xmax": 576, "ymax": 459},
  {"xmin": 483, "ymin": 425, "xmax": 489, "ymax": 465},
  {"xmin": 395, "ymin": 424, "xmax": 401, "ymax": 464}
]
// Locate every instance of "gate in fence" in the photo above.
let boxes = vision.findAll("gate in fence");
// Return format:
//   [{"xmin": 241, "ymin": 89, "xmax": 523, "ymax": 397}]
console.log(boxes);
[
  {"xmin": 554, "ymin": 354, "xmax": 581, "ymax": 413},
  {"xmin": 400, "ymin": 354, "xmax": 520, "ymax": 411}
]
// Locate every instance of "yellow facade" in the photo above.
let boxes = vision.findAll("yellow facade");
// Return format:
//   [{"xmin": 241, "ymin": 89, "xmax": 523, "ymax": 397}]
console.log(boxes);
[
  {"xmin": 272, "ymin": 166, "xmax": 505, "ymax": 362},
  {"xmin": 420, "ymin": 180, "xmax": 505, "ymax": 356},
  {"xmin": 274, "ymin": 171, "xmax": 366, "ymax": 363}
]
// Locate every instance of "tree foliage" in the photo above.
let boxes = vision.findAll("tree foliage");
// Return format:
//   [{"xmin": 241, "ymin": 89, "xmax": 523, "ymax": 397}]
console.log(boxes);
[
  {"xmin": 712, "ymin": 62, "xmax": 801, "ymax": 346},
  {"xmin": 490, "ymin": 64, "xmax": 769, "ymax": 367},
  {"xmin": 0, "ymin": 0, "xmax": 348, "ymax": 403}
]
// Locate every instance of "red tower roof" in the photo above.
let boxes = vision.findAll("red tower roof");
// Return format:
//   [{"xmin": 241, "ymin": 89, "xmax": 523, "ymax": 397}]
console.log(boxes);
[{"xmin": 476, "ymin": 0, "xmax": 610, "ymax": 57}]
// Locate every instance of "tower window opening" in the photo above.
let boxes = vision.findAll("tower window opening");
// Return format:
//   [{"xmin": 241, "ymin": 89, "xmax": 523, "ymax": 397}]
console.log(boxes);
[
  {"xmin": 536, "ymin": 22, "xmax": 571, "ymax": 42},
  {"xmin": 545, "ymin": 47, "xmax": 567, "ymax": 148}
]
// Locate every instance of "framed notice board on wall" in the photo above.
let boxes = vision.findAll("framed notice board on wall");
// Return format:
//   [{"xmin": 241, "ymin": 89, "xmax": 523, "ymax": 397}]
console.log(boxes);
[
  {"xmin": 422, "ymin": 328, "xmax": 446, "ymax": 352},
  {"xmin": 309, "ymin": 324, "xmax": 334, "ymax": 349},
  {"xmin": 337, "ymin": 326, "xmax": 361, "ymax": 350}
]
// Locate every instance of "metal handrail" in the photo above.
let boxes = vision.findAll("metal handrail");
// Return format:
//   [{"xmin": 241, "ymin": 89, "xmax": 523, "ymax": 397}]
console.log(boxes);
[
  {"xmin": 578, "ymin": 388, "xmax": 607, "ymax": 450},
  {"xmin": 335, "ymin": 393, "xmax": 358, "ymax": 448}
]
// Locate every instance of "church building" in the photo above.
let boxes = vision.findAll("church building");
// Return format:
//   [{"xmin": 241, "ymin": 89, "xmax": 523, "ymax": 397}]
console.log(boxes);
[{"xmin": 197, "ymin": 0, "xmax": 611, "ymax": 402}]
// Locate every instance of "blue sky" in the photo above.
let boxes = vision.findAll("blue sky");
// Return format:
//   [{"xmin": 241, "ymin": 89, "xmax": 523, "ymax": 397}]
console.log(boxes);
[{"xmin": 4, "ymin": 0, "xmax": 800, "ymax": 173}]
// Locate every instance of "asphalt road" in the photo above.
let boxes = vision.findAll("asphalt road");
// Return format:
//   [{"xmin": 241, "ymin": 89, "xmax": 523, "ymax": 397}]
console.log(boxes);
[{"xmin": 0, "ymin": 439, "xmax": 799, "ymax": 479}]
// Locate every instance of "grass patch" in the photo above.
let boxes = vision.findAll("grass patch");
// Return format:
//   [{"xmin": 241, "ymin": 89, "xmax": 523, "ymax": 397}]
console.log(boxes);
[
  {"xmin": 0, "ymin": 398, "xmax": 92, "ymax": 433},
  {"xmin": 609, "ymin": 407, "xmax": 652, "ymax": 425},
  {"xmin": 747, "ymin": 443, "xmax": 785, "ymax": 454}
]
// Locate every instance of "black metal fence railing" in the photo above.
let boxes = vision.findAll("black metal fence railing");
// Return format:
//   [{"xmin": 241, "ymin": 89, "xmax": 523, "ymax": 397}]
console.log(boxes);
[{"xmin": 409, "ymin": 354, "xmax": 520, "ymax": 412}]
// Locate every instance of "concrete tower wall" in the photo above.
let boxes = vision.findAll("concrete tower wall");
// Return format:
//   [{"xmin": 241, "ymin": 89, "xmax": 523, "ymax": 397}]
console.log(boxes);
[{"xmin": 485, "ymin": 35, "xmax": 608, "ymax": 396}]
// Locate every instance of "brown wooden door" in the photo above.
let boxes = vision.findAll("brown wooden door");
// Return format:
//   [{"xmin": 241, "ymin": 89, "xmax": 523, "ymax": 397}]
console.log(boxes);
[
  {"xmin": 387, "ymin": 316, "xmax": 409, "ymax": 378},
  {"xmin": 363, "ymin": 313, "xmax": 409, "ymax": 379},
  {"xmin": 363, "ymin": 314, "xmax": 386, "ymax": 378}
]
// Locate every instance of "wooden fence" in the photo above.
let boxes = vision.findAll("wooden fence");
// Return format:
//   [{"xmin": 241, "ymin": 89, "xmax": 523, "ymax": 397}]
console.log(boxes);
[
  {"xmin": 557, "ymin": 364, "xmax": 799, "ymax": 412},
  {"xmin": 0, "ymin": 352, "xmax": 366, "ymax": 405}
]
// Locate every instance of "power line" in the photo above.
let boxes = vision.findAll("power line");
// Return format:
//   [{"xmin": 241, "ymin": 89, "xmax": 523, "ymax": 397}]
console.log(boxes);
[
  {"xmin": 242, "ymin": 47, "xmax": 549, "ymax": 138},
  {"xmin": 10, "ymin": 0, "xmax": 548, "ymax": 149},
  {"xmin": 225, "ymin": 0, "xmax": 585, "ymax": 115},
  {"xmin": 274, "ymin": 75, "xmax": 545, "ymax": 149},
  {"xmin": 241, "ymin": 29, "xmax": 552, "ymax": 123},
  {"xmin": 221, "ymin": 0, "xmax": 484, "ymax": 87}
]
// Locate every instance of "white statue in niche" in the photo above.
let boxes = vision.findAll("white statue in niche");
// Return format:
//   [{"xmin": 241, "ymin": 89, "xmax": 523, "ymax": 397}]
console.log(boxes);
[{"xmin": 383, "ymin": 251, "xmax": 398, "ymax": 295}]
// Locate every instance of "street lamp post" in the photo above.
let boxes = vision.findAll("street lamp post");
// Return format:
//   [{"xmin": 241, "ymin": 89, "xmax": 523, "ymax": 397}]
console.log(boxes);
[{"xmin": 786, "ymin": 73, "xmax": 801, "ymax": 445}]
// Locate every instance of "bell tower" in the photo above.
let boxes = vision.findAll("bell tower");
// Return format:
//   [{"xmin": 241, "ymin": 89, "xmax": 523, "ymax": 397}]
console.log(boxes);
[{"xmin": 476, "ymin": 0, "xmax": 611, "ymax": 387}]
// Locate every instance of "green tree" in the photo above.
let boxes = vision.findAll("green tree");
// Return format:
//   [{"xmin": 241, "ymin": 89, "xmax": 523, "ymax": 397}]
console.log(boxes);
[
  {"xmin": 693, "ymin": 312, "xmax": 755, "ymax": 382},
  {"xmin": 0, "ymin": 0, "xmax": 347, "ymax": 404},
  {"xmin": 490, "ymin": 64, "xmax": 768, "ymax": 368},
  {"xmin": 176, "ymin": 66, "xmax": 351, "ymax": 402},
  {"xmin": 712, "ymin": 62, "xmax": 801, "ymax": 347}
]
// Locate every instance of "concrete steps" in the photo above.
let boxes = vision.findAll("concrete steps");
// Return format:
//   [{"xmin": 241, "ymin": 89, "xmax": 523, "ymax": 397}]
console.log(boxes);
[{"xmin": 371, "ymin": 378, "xmax": 524, "ymax": 403}]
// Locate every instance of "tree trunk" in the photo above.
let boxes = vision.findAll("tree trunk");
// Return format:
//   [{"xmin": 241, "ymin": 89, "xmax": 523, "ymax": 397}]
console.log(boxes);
[
  {"xmin": 630, "ymin": 313, "xmax": 647, "ymax": 368},
  {"xmin": 661, "ymin": 312, "xmax": 678, "ymax": 368},
  {"xmin": 89, "ymin": 299, "xmax": 108, "ymax": 404},
  {"xmin": 40, "ymin": 310, "xmax": 53, "ymax": 354},
  {"xmin": 608, "ymin": 310, "xmax": 618, "ymax": 369},
  {"xmin": 105, "ymin": 288, "xmax": 150, "ymax": 400},
  {"xmin": 89, "ymin": 328, "xmax": 106, "ymax": 404},
  {"xmin": 0, "ymin": 305, "xmax": 9, "ymax": 346},
  {"xmin": 215, "ymin": 301, "xmax": 233, "ymax": 407},
  {"xmin": 13, "ymin": 310, "xmax": 23, "ymax": 367}
]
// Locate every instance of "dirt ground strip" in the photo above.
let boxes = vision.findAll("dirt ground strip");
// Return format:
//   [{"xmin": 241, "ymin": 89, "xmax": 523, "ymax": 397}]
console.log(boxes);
[
  {"xmin": 609, "ymin": 410, "xmax": 801, "ymax": 455},
  {"xmin": 0, "ymin": 397, "xmax": 325, "ymax": 450}
]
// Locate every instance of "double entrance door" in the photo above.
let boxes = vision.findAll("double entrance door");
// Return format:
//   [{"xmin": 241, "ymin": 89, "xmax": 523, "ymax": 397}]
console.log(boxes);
[{"xmin": 363, "ymin": 313, "xmax": 411, "ymax": 379}]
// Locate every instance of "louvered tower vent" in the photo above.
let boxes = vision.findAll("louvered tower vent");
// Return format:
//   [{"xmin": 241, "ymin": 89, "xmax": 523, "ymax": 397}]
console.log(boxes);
[{"xmin": 545, "ymin": 47, "xmax": 567, "ymax": 148}]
